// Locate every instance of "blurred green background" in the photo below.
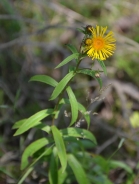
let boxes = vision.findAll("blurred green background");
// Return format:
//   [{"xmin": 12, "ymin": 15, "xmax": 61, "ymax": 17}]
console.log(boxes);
[{"xmin": 0, "ymin": 0, "xmax": 139, "ymax": 183}]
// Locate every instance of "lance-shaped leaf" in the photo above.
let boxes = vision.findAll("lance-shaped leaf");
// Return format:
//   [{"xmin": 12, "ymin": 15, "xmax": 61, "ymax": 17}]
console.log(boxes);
[
  {"xmin": 59, "ymin": 98, "xmax": 90, "ymax": 128},
  {"xmin": 77, "ymin": 69, "xmax": 102, "ymax": 88},
  {"xmin": 66, "ymin": 86, "xmax": 78, "ymax": 126},
  {"xmin": 98, "ymin": 59, "xmax": 107, "ymax": 75},
  {"xmin": 68, "ymin": 154, "xmax": 91, "ymax": 184},
  {"xmin": 12, "ymin": 119, "xmax": 26, "ymax": 129},
  {"xmin": 60, "ymin": 127, "xmax": 97, "ymax": 145},
  {"xmin": 109, "ymin": 160, "xmax": 133, "ymax": 174},
  {"xmin": 29, "ymin": 75, "xmax": 58, "ymax": 87},
  {"xmin": 14, "ymin": 109, "xmax": 53, "ymax": 136},
  {"xmin": 58, "ymin": 168, "xmax": 68, "ymax": 184},
  {"xmin": 13, "ymin": 120, "xmax": 51, "ymax": 134},
  {"xmin": 66, "ymin": 44, "xmax": 78, "ymax": 58},
  {"xmin": 48, "ymin": 152, "xmax": 58, "ymax": 184},
  {"xmin": 76, "ymin": 27, "xmax": 86, "ymax": 34},
  {"xmin": 52, "ymin": 125, "xmax": 67, "ymax": 173},
  {"xmin": 35, "ymin": 124, "xmax": 51, "ymax": 134},
  {"xmin": 50, "ymin": 71, "xmax": 75, "ymax": 100},
  {"xmin": 21, "ymin": 137, "xmax": 51, "ymax": 170},
  {"xmin": 0, "ymin": 167, "xmax": 14, "ymax": 179},
  {"xmin": 55, "ymin": 53, "xmax": 79, "ymax": 69}
]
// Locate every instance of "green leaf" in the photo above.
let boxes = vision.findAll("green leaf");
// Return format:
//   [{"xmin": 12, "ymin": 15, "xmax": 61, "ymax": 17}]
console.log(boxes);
[
  {"xmin": 118, "ymin": 138, "xmax": 125, "ymax": 149},
  {"xmin": 109, "ymin": 160, "xmax": 133, "ymax": 174},
  {"xmin": 59, "ymin": 98, "xmax": 69, "ymax": 105},
  {"xmin": 66, "ymin": 138, "xmax": 96, "ymax": 151},
  {"xmin": 52, "ymin": 125, "xmax": 67, "ymax": 173},
  {"xmin": 18, "ymin": 146, "xmax": 53, "ymax": 184},
  {"xmin": 78, "ymin": 103, "xmax": 90, "ymax": 129},
  {"xmin": 66, "ymin": 44, "xmax": 78, "ymax": 54},
  {"xmin": 48, "ymin": 152, "xmax": 58, "ymax": 184},
  {"xmin": 21, "ymin": 137, "xmax": 51, "ymax": 170},
  {"xmin": 92, "ymin": 155, "xmax": 109, "ymax": 174},
  {"xmin": 50, "ymin": 71, "xmax": 75, "ymax": 100},
  {"xmin": 14, "ymin": 109, "xmax": 53, "ymax": 136},
  {"xmin": 29, "ymin": 75, "xmax": 58, "ymax": 87},
  {"xmin": 60, "ymin": 127, "xmax": 97, "ymax": 145},
  {"xmin": 35, "ymin": 124, "xmax": 51, "ymax": 134},
  {"xmin": 77, "ymin": 28, "xmax": 86, "ymax": 34},
  {"xmin": 68, "ymin": 154, "xmax": 91, "ymax": 184},
  {"xmin": 12, "ymin": 119, "xmax": 26, "ymax": 129},
  {"xmin": 13, "ymin": 120, "xmax": 51, "ymax": 134},
  {"xmin": 66, "ymin": 86, "xmax": 78, "ymax": 126},
  {"xmin": 59, "ymin": 98, "xmax": 90, "ymax": 128},
  {"xmin": 58, "ymin": 168, "xmax": 68, "ymax": 184},
  {"xmin": 77, "ymin": 69, "xmax": 102, "ymax": 88},
  {"xmin": 0, "ymin": 167, "xmax": 14, "ymax": 178},
  {"xmin": 98, "ymin": 60, "xmax": 107, "ymax": 75},
  {"xmin": 55, "ymin": 53, "xmax": 79, "ymax": 69}
]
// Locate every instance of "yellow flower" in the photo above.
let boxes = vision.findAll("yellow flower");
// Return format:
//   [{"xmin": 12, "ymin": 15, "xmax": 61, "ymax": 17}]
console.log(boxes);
[{"xmin": 83, "ymin": 25, "xmax": 116, "ymax": 61}]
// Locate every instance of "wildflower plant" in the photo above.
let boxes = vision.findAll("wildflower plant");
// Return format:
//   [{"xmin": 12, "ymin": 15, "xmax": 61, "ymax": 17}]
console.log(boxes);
[{"xmin": 13, "ymin": 25, "xmax": 116, "ymax": 184}]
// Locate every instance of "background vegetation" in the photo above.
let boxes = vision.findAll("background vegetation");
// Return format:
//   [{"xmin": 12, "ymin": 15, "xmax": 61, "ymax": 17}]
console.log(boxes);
[{"xmin": 0, "ymin": 0, "xmax": 139, "ymax": 183}]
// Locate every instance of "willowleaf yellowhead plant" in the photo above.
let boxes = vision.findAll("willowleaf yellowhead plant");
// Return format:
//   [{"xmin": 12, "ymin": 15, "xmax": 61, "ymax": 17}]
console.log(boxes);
[{"xmin": 13, "ymin": 25, "xmax": 116, "ymax": 184}]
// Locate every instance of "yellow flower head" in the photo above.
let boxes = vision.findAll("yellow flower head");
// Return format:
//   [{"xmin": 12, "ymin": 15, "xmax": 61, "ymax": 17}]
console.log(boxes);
[{"xmin": 83, "ymin": 25, "xmax": 116, "ymax": 61}]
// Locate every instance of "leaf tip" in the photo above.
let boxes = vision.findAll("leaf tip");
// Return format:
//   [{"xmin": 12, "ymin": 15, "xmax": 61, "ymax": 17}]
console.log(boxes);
[
  {"xmin": 49, "ymin": 97, "xmax": 53, "ymax": 101},
  {"xmin": 13, "ymin": 129, "xmax": 21, "ymax": 136},
  {"xmin": 13, "ymin": 132, "xmax": 18, "ymax": 136}
]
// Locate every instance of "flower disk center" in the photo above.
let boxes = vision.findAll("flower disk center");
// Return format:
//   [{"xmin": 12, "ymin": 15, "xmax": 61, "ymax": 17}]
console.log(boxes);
[{"xmin": 93, "ymin": 38, "xmax": 105, "ymax": 50}]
